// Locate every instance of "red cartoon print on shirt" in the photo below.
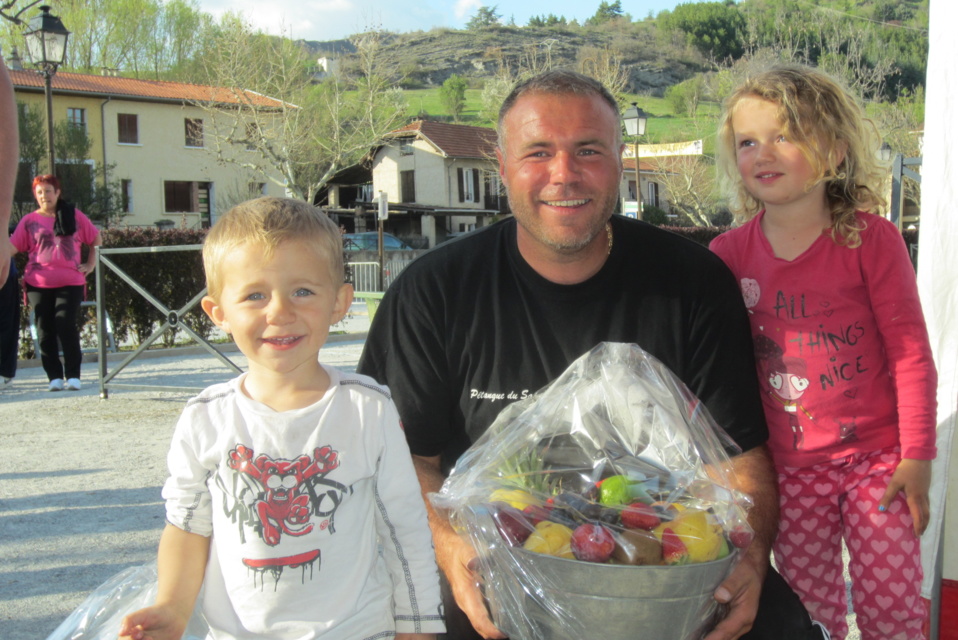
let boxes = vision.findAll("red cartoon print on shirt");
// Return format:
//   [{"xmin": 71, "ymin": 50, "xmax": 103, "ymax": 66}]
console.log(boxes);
[
  {"xmin": 215, "ymin": 444, "xmax": 351, "ymax": 588},
  {"xmin": 225, "ymin": 444, "xmax": 347, "ymax": 545},
  {"xmin": 755, "ymin": 335, "xmax": 815, "ymax": 450}
]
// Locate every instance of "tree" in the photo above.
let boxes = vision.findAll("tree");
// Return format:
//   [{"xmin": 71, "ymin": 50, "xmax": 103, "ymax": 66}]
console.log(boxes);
[
  {"xmin": 467, "ymin": 6, "xmax": 501, "ymax": 30},
  {"xmin": 660, "ymin": 1, "xmax": 745, "ymax": 60},
  {"xmin": 586, "ymin": 1, "xmax": 625, "ymax": 26},
  {"xmin": 1, "ymin": 0, "xmax": 212, "ymax": 80},
  {"xmin": 650, "ymin": 155, "xmax": 722, "ymax": 227},
  {"xmin": 196, "ymin": 17, "xmax": 407, "ymax": 204},
  {"xmin": 440, "ymin": 74, "xmax": 468, "ymax": 122},
  {"xmin": 665, "ymin": 76, "xmax": 706, "ymax": 117}
]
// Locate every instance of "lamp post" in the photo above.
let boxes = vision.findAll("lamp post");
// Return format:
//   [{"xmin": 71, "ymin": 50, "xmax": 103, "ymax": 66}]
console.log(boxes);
[
  {"xmin": 23, "ymin": 5, "xmax": 70, "ymax": 177},
  {"xmin": 622, "ymin": 102, "xmax": 648, "ymax": 220}
]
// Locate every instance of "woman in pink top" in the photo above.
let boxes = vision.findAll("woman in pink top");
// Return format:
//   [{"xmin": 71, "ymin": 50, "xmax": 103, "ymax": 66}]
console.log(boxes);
[
  {"xmin": 710, "ymin": 65, "xmax": 937, "ymax": 640},
  {"xmin": 10, "ymin": 175, "xmax": 101, "ymax": 391}
]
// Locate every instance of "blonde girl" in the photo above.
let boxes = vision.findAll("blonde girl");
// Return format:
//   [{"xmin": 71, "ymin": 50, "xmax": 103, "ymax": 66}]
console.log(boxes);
[{"xmin": 710, "ymin": 64, "xmax": 937, "ymax": 640}]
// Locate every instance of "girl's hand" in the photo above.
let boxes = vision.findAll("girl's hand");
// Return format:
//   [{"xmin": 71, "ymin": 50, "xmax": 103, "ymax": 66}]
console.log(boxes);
[
  {"xmin": 879, "ymin": 458, "xmax": 931, "ymax": 536},
  {"xmin": 118, "ymin": 604, "xmax": 188, "ymax": 640}
]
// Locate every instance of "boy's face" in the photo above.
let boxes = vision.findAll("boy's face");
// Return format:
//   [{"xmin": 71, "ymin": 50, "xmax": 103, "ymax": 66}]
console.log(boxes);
[{"xmin": 201, "ymin": 239, "xmax": 353, "ymax": 385}]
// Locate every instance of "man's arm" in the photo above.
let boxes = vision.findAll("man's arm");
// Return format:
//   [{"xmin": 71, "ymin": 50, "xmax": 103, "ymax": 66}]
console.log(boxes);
[
  {"xmin": 705, "ymin": 444, "xmax": 779, "ymax": 640},
  {"xmin": 0, "ymin": 58, "xmax": 19, "ymax": 286},
  {"xmin": 118, "ymin": 524, "xmax": 209, "ymax": 640},
  {"xmin": 413, "ymin": 454, "xmax": 506, "ymax": 640}
]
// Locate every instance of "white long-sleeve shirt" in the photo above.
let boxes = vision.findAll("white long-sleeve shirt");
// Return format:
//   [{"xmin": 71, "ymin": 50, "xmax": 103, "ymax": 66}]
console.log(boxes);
[{"xmin": 163, "ymin": 366, "xmax": 445, "ymax": 639}]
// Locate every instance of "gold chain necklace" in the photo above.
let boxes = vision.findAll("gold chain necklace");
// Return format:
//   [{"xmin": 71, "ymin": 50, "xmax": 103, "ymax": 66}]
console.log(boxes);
[{"xmin": 606, "ymin": 222, "xmax": 613, "ymax": 255}]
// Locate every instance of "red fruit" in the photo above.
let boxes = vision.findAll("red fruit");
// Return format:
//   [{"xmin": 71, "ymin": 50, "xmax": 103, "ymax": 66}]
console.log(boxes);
[
  {"xmin": 570, "ymin": 523, "xmax": 616, "ymax": 563},
  {"xmin": 729, "ymin": 526, "xmax": 754, "ymax": 549},
  {"xmin": 661, "ymin": 527, "xmax": 690, "ymax": 565},
  {"xmin": 492, "ymin": 504, "xmax": 533, "ymax": 546},
  {"xmin": 522, "ymin": 503, "xmax": 552, "ymax": 526},
  {"xmin": 621, "ymin": 502, "xmax": 661, "ymax": 530}
]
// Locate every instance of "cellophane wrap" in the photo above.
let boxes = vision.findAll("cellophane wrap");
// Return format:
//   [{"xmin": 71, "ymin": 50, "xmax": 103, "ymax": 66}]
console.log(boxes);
[
  {"xmin": 44, "ymin": 564, "xmax": 208, "ymax": 640},
  {"xmin": 430, "ymin": 342, "xmax": 755, "ymax": 640}
]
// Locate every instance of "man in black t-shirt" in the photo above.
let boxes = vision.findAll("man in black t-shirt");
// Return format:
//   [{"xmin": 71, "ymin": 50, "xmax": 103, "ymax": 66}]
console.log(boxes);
[{"xmin": 359, "ymin": 71, "xmax": 823, "ymax": 640}]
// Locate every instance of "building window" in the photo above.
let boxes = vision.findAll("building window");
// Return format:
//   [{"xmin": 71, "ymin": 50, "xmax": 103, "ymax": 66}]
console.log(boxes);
[
  {"xmin": 457, "ymin": 167, "xmax": 480, "ymax": 204},
  {"xmin": 118, "ymin": 114, "xmax": 139, "ymax": 144},
  {"xmin": 248, "ymin": 182, "xmax": 266, "ymax": 198},
  {"xmin": 121, "ymin": 179, "xmax": 133, "ymax": 213},
  {"xmin": 400, "ymin": 170, "xmax": 416, "ymax": 203},
  {"xmin": 164, "ymin": 180, "xmax": 195, "ymax": 212},
  {"xmin": 185, "ymin": 118, "xmax": 204, "ymax": 147},
  {"xmin": 67, "ymin": 108, "xmax": 86, "ymax": 131},
  {"xmin": 399, "ymin": 140, "xmax": 414, "ymax": 156},
  {"xmin": 649, "ymin": 182, "xmax": 660, "ymax": 208}
]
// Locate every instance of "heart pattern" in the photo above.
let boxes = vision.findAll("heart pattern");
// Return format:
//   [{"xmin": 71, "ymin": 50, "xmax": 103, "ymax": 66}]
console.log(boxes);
[{"xmin": 773, "ymin": 447, "xmax": 926, "ymax": 639}]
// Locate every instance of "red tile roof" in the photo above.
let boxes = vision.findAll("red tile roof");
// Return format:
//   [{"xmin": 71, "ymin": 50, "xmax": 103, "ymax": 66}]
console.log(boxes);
[
  {"xmin": 9, "ymin": 69, "xmax": 285, "ymax": 108},
  {"xmin": 386, "ymin": 120, "xmax": 498, "ymax": 160}
]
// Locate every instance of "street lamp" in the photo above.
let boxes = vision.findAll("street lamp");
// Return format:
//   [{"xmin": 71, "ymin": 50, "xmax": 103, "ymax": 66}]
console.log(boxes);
[
  {"xmin": 23, "ymin": 5, "xmax": 70, "ymax": 176},
  {"xmin": 622, "ymin": 102, "xmax": 648, "ymax": 219}
]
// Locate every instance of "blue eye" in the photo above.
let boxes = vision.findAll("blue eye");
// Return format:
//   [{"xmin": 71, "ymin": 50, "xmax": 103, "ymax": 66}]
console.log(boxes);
[
  {"xmin": 294, "ymin": 288, "xmax": 314, "ymax": 297},
  {"xmin": 245, "ymin": 292, "xmax": 265, "ymax": 301}
]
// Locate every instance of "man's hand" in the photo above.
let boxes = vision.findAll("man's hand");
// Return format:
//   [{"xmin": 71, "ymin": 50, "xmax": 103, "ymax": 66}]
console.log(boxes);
[
  {"xmin": 880, "ymin": 458, "xmax": 932, "ymax": 536},
  {"xmin": 703, "ymin": 552, "xmax": 764, "ymax": 640},
  {"xmin": 413, "ymin": 455, "xmax": 506, "ymax": 639}
]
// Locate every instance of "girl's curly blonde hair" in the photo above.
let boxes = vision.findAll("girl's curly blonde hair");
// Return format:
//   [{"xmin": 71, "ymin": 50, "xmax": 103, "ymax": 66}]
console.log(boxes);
[{"xmin": 716, "ymin": 64, "xmax": 887, "ymax": 247}]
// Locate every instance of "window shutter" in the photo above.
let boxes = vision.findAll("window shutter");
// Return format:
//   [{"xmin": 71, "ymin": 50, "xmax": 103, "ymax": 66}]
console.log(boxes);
[
  {"xmin": 457, "ymin": 168, "xmax": 465, "ymax": 203},
  {"xmin": 472, "ymin": 168, "xmax": 480, "ymax": 203}
]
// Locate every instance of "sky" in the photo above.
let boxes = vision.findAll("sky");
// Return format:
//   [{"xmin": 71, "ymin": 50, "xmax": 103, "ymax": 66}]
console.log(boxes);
[{"xmin": 194, "ymin": 0, "xmax": 691, "ymax": 43}]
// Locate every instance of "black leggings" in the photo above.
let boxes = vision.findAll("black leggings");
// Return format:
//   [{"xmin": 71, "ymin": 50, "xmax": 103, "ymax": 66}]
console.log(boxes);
[
  {"xmin": 0, "ymin": 262, "xmax": 20, "ymax": 379},
  {"xmin": 26, "ymin": 284, "xmax": 84, "ymax": 381}
]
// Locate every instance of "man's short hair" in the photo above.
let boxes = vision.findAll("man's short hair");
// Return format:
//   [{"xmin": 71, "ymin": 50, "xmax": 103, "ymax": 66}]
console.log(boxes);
[
  {"xmin": 497, "ymin": 70, "xmax": 622, "ymax": 149},
  {"xmin": 203, "ymin": 196, "xmax": 344, "ymax": 300}
]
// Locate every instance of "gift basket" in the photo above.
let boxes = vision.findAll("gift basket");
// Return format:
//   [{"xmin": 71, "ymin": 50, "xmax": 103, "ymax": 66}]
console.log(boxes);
[{"xmin": 431, "ymin": 343, "xmax": 755, "ymax": 640}]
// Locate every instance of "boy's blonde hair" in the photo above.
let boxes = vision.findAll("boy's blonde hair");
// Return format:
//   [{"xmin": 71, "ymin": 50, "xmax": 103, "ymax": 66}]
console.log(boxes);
[
  {"xmin": 203, "ymin": 197, "xmax": 344, "ymax": 299},
  {"xmin": 716, "ymin": 64, "xmax": 887, "ymax": 247}
]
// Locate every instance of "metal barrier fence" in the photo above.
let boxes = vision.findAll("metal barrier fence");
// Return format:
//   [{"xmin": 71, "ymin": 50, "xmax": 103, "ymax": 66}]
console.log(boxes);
[
  {"xmin": 348, "ymin": 258, "xmax": 412, "ymax": 292},
  {"xmin": 94, "ymin": 244, "xmax": 241, "ymax": 399}
]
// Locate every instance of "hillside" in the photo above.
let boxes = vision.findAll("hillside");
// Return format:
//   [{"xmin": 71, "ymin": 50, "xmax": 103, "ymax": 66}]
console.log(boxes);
[{"xmin": 302, "ymin": 23, "xmax": 706, "ymax": 96}]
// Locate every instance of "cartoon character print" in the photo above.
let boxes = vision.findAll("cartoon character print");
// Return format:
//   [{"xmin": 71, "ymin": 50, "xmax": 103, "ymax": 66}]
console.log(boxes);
[
  {"xmin": 225, "ymin": 444, "xmax": 348, "ymax": 546},
  {"xmin": 754, "ymin": 335, "xmax": 814, "ymax": 450}
]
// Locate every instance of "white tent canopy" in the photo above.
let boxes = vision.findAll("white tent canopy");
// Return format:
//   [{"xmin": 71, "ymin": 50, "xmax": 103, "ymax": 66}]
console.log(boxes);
[{"xmin": 919, "ymin": 0, "xmax": 957, "ymax": 617}]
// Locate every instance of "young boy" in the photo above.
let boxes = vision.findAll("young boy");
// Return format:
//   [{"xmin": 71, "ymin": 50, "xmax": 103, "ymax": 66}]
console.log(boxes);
[{"xmin": 119, "ymin": 197, "xmax": 444, "ymax": 640}]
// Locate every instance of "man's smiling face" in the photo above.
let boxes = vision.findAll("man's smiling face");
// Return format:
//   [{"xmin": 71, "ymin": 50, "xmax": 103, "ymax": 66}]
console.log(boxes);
[{"xmin": 497, "ymin": 91, "xmax": 624, "ymax": 260}]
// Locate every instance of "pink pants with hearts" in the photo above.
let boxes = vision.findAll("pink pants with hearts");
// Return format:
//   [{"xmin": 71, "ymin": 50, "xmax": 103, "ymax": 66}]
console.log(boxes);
[{"xmin": 773, "ymin": 447, "xmax": 925, "ymax": 640}]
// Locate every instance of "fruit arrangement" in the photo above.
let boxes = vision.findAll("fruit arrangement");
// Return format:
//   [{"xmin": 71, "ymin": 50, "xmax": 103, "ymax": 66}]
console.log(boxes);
[{"xmin": 486, "ymin": 472, "xmax": 753, "ymax": 566}]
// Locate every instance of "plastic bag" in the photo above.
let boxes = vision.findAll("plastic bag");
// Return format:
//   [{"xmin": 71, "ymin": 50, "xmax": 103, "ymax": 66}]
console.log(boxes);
[
  {"xmin": 44, "ymin": 564, "xmax": 209, "ymax": 640},
  {"xmin": 431, "ymin": 342, "xmax": 755, "ymax": 640}
]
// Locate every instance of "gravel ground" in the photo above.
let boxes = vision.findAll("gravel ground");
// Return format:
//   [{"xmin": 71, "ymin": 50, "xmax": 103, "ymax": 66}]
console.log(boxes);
[{"xmin": 0, "ymin": 301, "xmax": 859, "ymax": 640}]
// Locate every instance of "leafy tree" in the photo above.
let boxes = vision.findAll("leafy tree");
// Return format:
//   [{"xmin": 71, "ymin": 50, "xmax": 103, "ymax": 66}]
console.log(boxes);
[
  {"xmin": 586, "ymin": 1, "xmax": 625, "ymax": 26},
  {"xmin": 467, "ymin": 5, "xmax": 501, "ymax": 30},
  {"xmin": 527, "ymin": 14, "xmax": 566, "ymax": 27},
  {"xmin": 1, "ymin": 0, "xmax": 212, "ymax": 80},
  {"xmin": 660, "ymin": 1, "xmax": 745, "ymax": 60},
  {"xmin": 196, "ymin": 17, "xmax": 407, "ymax": 204},
  {"xmin": 440, "ymin": 74, "xmax": 468, "ymax": 122},
  {"xmin": 665, "ymin": 76, "xmax": 705, "ymax": 117}
]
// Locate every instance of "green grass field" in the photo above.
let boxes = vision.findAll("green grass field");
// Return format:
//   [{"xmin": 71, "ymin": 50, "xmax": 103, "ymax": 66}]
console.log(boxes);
[{"xmin": 402, "ymin": 87, "xmax": 721, "ymax": 155}]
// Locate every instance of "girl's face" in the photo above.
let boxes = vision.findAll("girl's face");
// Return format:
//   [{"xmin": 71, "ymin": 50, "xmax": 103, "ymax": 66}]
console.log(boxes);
[{"xmin": 731, "ymin": 96, "xmax": 826, "ymax": 215}]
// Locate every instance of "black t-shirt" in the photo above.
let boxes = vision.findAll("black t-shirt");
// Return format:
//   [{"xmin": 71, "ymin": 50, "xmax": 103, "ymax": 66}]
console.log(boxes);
[{"xmin": 358, "ymin": 215, "xmax": 768, "ymax": 473}]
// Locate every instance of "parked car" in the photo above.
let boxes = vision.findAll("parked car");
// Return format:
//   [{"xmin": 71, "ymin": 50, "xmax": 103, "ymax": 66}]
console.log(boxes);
[{"xmin": 343, "ymin": 232, "xmax": 413, "ymax": 251}]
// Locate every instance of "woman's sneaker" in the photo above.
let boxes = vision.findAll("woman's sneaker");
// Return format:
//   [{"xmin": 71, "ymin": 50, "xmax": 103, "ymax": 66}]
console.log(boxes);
[
  {"xmin": 48, "ymin": 378, "xmax": 65, "ymax": 392},
  {"xmin": 65, "ymin": 378, "xmax": 82, "ymax": 391},
  {"xmin": 1, "ymin": 377, "xmax": 12, "ymax": 389}
]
